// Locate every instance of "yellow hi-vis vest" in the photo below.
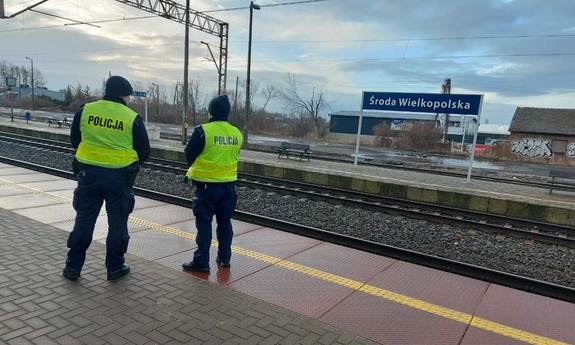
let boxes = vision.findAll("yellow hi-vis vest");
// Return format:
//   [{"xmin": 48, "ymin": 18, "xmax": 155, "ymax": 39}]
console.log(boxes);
[
  {"xmin": 186, "ymin": 121, "xmax": 243, "ymax": 182},
  {"xmin": 75, "ymin": 100, "xmax": 139, "ymax": 169}
]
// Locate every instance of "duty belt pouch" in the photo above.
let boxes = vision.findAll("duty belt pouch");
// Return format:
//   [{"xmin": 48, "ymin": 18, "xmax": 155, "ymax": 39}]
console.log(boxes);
[
  {"xmin": 125, "ymin": 162, "xmax": 140, "ymax": 187},
  {"xmin": 192, "ymin": 180, "xmax": 207, "ymax": 189},
  {"xmin": 72, "ymin": 158, "xmax": 80, "ymax": 176},
  {"xmin": 72, "ymin": 158, "xmax": 87, "ymax": 177}
]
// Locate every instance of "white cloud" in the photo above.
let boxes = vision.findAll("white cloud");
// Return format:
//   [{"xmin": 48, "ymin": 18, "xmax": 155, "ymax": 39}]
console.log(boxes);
[{"xmin": 1, "ymin": 0, "xmax": 574, "ymax": 125}]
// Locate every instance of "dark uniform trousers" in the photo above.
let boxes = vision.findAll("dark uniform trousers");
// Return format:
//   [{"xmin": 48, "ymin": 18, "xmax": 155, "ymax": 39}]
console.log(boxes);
[
  {"xmin": 192, "ymin": 183, "xmax": 237, "ymax": 267},
  {"xmin": 66, "ymin": 166, "xmax": 135, "ymax": 272}
]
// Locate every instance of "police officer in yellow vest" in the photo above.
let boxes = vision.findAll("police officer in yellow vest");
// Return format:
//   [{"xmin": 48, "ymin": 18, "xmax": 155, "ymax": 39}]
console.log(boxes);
[
  {"xmin": 63, "ymin": 76, "xmax": 150, "ymax": 281},
  {"xmin": 182, "ymin": 95, "xmax": 243, "ymax": 272}
]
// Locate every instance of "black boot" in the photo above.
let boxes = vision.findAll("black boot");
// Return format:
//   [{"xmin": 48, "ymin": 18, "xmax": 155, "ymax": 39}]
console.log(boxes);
[{"xmin": 107, "ymin": 265, "xmax": 130, "ymax": 281}]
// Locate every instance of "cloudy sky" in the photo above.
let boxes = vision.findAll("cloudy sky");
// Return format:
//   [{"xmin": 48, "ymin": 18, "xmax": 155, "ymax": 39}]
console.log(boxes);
[{"xmin": 2, "ymin": 0, "xmax": 575, "ymax": 125}]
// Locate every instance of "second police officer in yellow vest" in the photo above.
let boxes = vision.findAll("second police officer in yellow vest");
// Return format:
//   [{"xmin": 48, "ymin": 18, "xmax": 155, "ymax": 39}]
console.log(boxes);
[
  {"xmin": 182, "ymin": 95, "xmax": 243, "ymax": 272},
  {"xmin": 63, "ymin": 76, "xmax": 150, "ymax": 281}
]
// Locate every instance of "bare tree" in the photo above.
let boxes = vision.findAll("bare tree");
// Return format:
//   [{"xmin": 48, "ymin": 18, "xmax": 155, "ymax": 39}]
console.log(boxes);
[
  {"xmin": 259, "ymin": 85, "xmax": 278, "ymax": 113},
  {"xmin": 240, "ymin": 78, "xmax": 259, "ymax": 110},
  {"xmin": 33, "ymin": 69, "xmax": 46, "ymax": 88},
  {"xmin": 0, "ymin": 61, "xmax": 9, "ymax": 84},
  {"xmin": 372, "ymin": 122, "xmax": 394, "ymax": 147},
  {"xmin": 147, "ymin": 81, "xmax": 168, "ymax": 123},
  {"xmin": 227, "ymin": 85, "xmax": 245, "ymax": 128},
  {"xmin": 288, "ymin": 111, "xmax": 314, "ymax": 137},
  {"xmin": 188, "ymin": 79, "xmax": 207, "ymax": 126},
  {"xmin": 90, "ymin": 78, "xmax": 106, "ymax": 99},
  {"xmin": 400, "ymin": 122, "xmax": 443, "ymax": 151},
  {"xmin": 0, "ymin": 61, "xmax": 21, "ymax": 87},
  {"xmin": 278, "ymin": 73, "xmax": 330, "ymax": 137},
  {"xmin": 20, "ymin": 68, "xmax": 29, "ymax": 86}
]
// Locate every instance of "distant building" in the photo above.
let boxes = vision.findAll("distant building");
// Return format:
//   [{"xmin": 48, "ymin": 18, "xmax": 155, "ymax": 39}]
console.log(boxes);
[
  {"xmin": 1, "ymin": 86, "xmax": 65, "ymax": 103},
  {"xmin": 328, "ymin": 110, "xmax": 440, "ymax": 136},
  {"xmin": 328, "ymin": 110, "xmax": 510, "ymax": 145},
  {"xmin": 509, "ymin": 107, "xmax": 575, "ymax": 159},
  {"xmin": 476, "ymin": 124, "xmax": 511, "ymax": 144}
]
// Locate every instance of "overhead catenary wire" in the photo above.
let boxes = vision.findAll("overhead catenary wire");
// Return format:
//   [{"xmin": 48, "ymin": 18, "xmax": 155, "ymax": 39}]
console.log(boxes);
[
  {"xmin": 3, "ymin": 14, "xmax": 575, "ymax": 45},
  {"xmin": 29, "ymin": 8, "xmax": 101, "ymax": 28},
  {"xmin": 4, "ymin": 51, "xmax": 575, "ymax": 64},
  {"xmin": 223, "ymin": 33, "xmax": 575, "ymax": 44},
  {"xmin": 201, "ymin": 0, "xmax": 332, "ymax": 13},
  {"xmin": 0, "ymin": 14, "xmax": 158, "ymax": 32}
]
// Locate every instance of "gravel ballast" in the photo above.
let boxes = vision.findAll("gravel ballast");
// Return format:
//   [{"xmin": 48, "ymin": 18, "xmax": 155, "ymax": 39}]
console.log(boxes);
[{"xmin": 1, "ymin": 140, "xmax": 574, "ymax": 288}]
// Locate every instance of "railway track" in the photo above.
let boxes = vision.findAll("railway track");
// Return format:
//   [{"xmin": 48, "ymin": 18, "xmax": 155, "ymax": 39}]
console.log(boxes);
[
  {"xmin": 2, "ymin": 132, "xmax": 574, "ymax": 248},
  {"xmin": 1, "ymin": 155, "xmax": 574, "ymax": 303},
  {"xmin": 1, "ymin": 131, "xmax": 572, "ymax": 192},
  {"xmin": 167, "ymin": 130, "xmax": 561, "ymax": 191},
  {"xmin": 145, "ymin": 157, "xmax": 575, "ymax": 248}
]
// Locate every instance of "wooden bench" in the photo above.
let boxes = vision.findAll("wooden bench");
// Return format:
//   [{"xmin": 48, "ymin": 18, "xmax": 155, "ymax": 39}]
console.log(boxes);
[
  {"xmin": 277, "ymin": 142, "xmax": 312, "ymax": 162},
  {"xmin": 47, "ymin": 117, "xmax": 71, "ymax": 128},
  {"xmin": 548, "ymin": 169, "xmax": 575, "ymax": 194}
]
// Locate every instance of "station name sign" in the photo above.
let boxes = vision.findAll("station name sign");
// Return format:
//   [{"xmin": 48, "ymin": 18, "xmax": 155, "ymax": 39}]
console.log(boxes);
[{"xmin": 362, "ymin": 92, "xmax": 483, "ymax": 115}]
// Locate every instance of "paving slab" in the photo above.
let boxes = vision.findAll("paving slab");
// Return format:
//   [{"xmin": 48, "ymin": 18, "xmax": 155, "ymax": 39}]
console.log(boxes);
[{"xmin": 0, "ymin": 208, "xmax": 377, "ymax": 345}]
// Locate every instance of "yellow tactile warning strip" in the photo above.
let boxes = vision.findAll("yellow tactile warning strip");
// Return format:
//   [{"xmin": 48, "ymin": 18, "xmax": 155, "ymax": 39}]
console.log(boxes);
[
  {"xmin": 0, "ymin": 176, "xmax": 572, "ymax": 345},
  {"xmin": 247, "ymin": 157, "xmax": 575, "ymax": 208}
]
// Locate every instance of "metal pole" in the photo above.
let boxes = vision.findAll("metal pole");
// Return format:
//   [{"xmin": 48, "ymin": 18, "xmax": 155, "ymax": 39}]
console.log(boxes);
[
  {"xmin": 31, "ymin": 60, "xmax": 34, "ymax": 110},
  {"xmin": 219, "ymin": 23, "xmax": 228, "ymax": 96},
  {"xmin": 353, "ymin": 92, "xmax": 365, "ymax": 166},
  {"xmin": 156, "ymin": 84, "xmax": 160, "ymax": 123},
  {"xmin": 0, "ymin": 0, "xmax": 5, "ymax": 18},
  {"xmin": 201, "ymin": 41, "xmax": 221, "ymax": 96},
  {"xmin": 466, "ymin": 96, "xmax": 484, "ymax": 182},
  {"xmin": 181, "ymin": 0, "xmax": 190, "ymax": 145},
  {"xmin": 26, "ymin": 57, "xmax": 35, "ymax": 110},
  {"xmin": 234, "ymin": 76, "xmax": 239, "ymax": 116},
  {"xmin": 245, "ymin": 2, "xmax": 255, "ymax": 147},
  {"xmin": 461, "ymin": 115, "xmax": 465, "ymax": 152},
  {"xmin": 144, "ymin": 94, "xmax": 148, "ymax": 127},
  {"xmin": 10, "ymin": 87, "xmax": 13, "ymax": 117}
]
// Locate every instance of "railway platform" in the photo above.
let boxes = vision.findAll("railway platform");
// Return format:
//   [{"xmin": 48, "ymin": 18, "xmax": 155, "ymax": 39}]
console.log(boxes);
[
  {"xmin": 2, "ymin": 116, "xmax": 575, "ymax": 226},
  {"xmin": 1, "ymin": 162, "xmax": 575, "ymax": 345}
]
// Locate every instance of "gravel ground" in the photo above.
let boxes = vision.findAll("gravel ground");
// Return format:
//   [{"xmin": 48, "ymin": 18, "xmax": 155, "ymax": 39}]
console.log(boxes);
[{"xmin": 1, "ymin": 140, "xmax": 574, "ymax": 288}]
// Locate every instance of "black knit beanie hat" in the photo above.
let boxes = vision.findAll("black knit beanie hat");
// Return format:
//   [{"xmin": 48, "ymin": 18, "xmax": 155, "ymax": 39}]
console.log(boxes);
[
  {"xmin": 208, "ymin": 95, "xmax": 231, "ymax": 120},
  {"xmin": 105, "ymin": 76, "xmax": 133, "ymax": 97}
]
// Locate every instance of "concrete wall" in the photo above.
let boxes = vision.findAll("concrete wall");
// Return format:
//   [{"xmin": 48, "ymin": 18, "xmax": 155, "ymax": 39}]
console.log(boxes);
[
  {"xmin": 325, "ymin": 132, "xmax": 377, "ymax": 145},
  {"xmin": 237, "ymin": 160, "xmax": 575, "ymax": 227},
  {"xmin": 1, "ymin": 124, "xmax": 71, "ymax": 143}
]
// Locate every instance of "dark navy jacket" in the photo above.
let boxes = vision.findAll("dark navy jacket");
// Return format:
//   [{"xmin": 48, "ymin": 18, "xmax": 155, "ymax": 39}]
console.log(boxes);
[{"xmin": 70, "ymin": 95, "xmax": 151, "ymax": 164}]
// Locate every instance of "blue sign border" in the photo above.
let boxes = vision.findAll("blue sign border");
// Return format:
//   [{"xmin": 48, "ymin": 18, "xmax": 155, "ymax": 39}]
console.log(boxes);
[{"xmin": 362, "ymin": 91, "xmax": 483, "ymax": 115}]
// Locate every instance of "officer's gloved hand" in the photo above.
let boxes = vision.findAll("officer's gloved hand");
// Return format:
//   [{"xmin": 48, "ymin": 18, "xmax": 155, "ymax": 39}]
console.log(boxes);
[{"xmin": 183, "ymin": 176, "xmax": 189, "ymax": 184}]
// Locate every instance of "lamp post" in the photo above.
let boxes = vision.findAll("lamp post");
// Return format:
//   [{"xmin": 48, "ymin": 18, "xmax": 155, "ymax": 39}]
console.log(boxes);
[
  {"xmin": 181, "ymin": 0, "xmax": 190, "ymax": 145},
  {"xmin": 25, "ymin": 56, "xmax": 34, "ymax": 110},
  {"xmin": 151, "ymin": 82, "xmax": 160, "ymax": 122},
  {"xmin": 201, "ymin": 41, "xmax": 222, "ymax": 95},
  {"xmin": 244, "ymin": 1, "xmax": 260, "ymax": 148}
]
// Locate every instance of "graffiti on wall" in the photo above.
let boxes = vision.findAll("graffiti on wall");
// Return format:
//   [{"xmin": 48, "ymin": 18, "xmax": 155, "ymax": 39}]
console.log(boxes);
[
  {"xmin": 567, "ymin": 143, "xmax": 575, "ymax": 157},
  {"xmin": 511, "ymin": 138, "xmax": 553, "ymax": 158}
]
